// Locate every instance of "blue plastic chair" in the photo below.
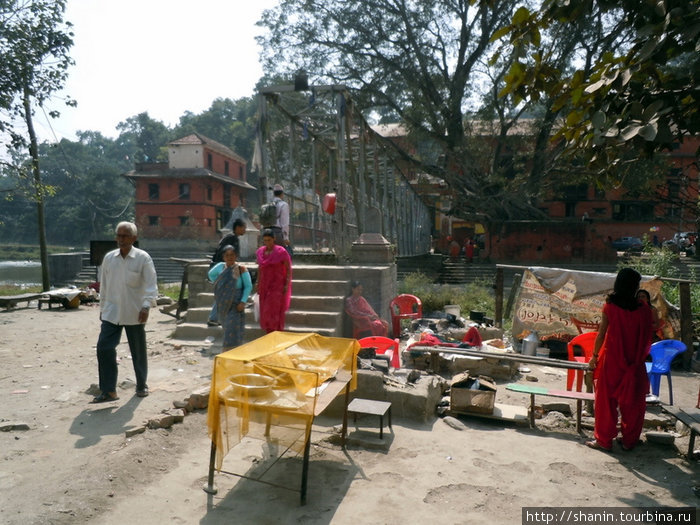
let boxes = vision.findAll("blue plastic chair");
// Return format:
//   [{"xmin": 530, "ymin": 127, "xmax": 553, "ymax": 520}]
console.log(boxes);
[{"xmin": 646, "ymin": 339, "xmax": 687, "ymax": 405}]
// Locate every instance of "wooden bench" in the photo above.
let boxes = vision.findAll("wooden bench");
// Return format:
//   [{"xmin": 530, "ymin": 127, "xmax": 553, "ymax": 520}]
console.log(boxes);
[
  {"xmin": 661, "ymin": 405, "xmax": 700, "ymax": 460},
  {"xmin": 0, "ymin": 293, "xmax": 45, "ymax": 310},
  {"xmin": 506, "ymin": 383, "xmax": 595, "ymax": 433}
]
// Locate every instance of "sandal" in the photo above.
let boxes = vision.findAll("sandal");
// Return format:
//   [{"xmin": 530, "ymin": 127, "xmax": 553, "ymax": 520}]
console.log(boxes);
[
  {"xmin": 91, "ymin": 392, "xmax": 119, "ymax": 403},
  {"xmin": 585, "ymin": 440, "xmax": 612, "ymax": 452}
]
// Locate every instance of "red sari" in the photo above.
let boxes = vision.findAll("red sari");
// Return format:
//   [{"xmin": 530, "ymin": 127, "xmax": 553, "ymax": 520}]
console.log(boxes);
[
  {"xmin": 345, "ymin": 295, "xmax": 388, "ymax": 338},
  {"xmin": 256, "ymin": 244, "xmax": 292, "ymax": 333},
  {"xmin": 593, "ymin": 302, "xmax": 653, "ymax": 449}
]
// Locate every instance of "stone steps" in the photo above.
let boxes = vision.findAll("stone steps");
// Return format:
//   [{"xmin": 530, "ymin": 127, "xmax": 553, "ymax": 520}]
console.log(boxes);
[{"xmin": 173, "ymin": 263, "xmax": 356, "ymax": 341}]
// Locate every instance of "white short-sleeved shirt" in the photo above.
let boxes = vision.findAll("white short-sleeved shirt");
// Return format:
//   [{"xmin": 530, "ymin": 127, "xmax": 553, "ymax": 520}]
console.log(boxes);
[{"xmin": 100, "ymin": 246, "xmax": 158, "ymax": 325}]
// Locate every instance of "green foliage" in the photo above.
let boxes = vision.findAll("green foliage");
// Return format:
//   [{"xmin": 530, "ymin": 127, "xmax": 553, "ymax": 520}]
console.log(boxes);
[
  {"xmin": 174, "ymin": 97, "xmax": 258, "ymax": 161},
  {"xmin": 399, "ymin": 272, "xmax": 495, "ymax": 317},
  {"xmin": 158, "ymin": 283, "xmax": 181, "ymax": 302},
  {"xmin": 621, "ymin": 247, "xmax": 700, "ymax": 312},
  {"xmin": 0, "ymin": 0, "xmax": 75, "ymax": 151},
  {"xmin": 497, "ymin": 0, "xmax": 700, "ymax": 172}
]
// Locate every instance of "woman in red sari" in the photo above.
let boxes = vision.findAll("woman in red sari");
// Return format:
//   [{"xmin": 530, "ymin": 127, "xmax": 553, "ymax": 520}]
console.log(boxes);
[
  {"xmin": 587, "ymin": 268, "xmax": 653, "ymax": 452},
  {"xmin": 345, "ymin": 281, "xmax": 389, "ymax": 338},
  {"xmin": 255, "ymin": 229, "xmax": 292, "ymax": 333}
]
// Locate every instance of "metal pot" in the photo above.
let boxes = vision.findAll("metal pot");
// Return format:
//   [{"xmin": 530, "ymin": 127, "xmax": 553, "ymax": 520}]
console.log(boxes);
[{"xmin": 521, "ymin": 331, "xmax": 539, "ymax": 356}]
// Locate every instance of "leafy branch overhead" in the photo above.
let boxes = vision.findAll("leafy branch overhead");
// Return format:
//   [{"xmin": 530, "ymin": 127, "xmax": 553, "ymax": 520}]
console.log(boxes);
[
  {"xmin": 496, "ymin": 0, "xmax": 699, "ymax": 169},
  {"xmin": 257, "ymin": 0, "xmax": 685, "ymax": 222}
]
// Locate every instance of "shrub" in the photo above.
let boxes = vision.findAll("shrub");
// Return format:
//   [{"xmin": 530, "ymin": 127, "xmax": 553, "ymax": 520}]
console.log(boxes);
[{"xmin": 398, "ymin": 272, "xmax": 495, "ymax": 318}]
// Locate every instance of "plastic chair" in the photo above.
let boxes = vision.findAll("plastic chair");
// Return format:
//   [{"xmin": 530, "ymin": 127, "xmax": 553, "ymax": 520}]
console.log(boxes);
[
  {"xmin": 358, "ymin": 336, "xmax": 401, "ymax": 369},
  {"xmin": 566, "ymin": 332, "xmax": 597, "ymax": 391},
  {"xmin": 570, "ymin": 316, "xmax": 600, "ymax": 335},
  {"xmin": 389, "ymin": 294, "xmax": 422, "ymax": 338},
  {"xmin": 646, "ymin": 339, "xmax": 686, "ymax": 405}
]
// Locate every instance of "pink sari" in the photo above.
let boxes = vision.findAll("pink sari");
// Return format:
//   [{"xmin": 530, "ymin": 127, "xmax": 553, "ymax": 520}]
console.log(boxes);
[{"xmin": 256, "ymin": 244, "xmax": 292, "ymax": 333}]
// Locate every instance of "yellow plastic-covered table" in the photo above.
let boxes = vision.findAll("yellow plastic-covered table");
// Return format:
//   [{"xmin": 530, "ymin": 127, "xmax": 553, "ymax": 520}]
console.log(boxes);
[{"xmin": 204, "ymin": 331, "xmax": 358, "ymax": 505}]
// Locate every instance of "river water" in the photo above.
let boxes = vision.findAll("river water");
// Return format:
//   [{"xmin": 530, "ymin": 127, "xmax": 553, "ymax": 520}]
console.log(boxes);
[{"xmin": 0, "ymin": 261, "xmax": 42, "ymax": 287}]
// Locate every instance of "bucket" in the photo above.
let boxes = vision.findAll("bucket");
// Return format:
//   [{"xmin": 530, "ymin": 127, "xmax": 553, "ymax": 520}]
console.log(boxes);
[
  {"xmin": 444, "ymin": 305, "xmax": 461, "ymax": 318},
  {"xmin": 535, "ymin": 347, "xmax": 550, "ymax": 358}
]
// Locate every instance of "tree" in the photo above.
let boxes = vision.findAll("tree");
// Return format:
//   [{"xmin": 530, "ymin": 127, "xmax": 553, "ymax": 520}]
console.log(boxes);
[
  {"xmin": 256, "ymin": 0, "xmax": 646, "ymax": 222},
  {"xmin": 115, "ymin": 112, "xmax": 171, "ymax": 163},
  {"xmin": 174, "ymin": 97, "xmax": 257, "ymax": 161},
  {"xmin": 497, "ymin": 0, "xmax": 700, "ymax": 174},
  {"xmin": 0, "ymin": 0, "xmax": 75, "ymax": 289}
]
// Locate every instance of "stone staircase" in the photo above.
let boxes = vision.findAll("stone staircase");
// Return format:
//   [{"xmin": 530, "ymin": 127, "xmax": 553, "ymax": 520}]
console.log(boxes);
[{"xmin": 173, "ymin": 264, "xmax": 354, "ymax": 343}]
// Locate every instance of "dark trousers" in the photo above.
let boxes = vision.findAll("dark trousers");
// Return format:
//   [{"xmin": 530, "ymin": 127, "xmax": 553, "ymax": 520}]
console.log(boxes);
[{"xmin": 96, "ymin": 320, "xmax": 148, "ymax": 393}]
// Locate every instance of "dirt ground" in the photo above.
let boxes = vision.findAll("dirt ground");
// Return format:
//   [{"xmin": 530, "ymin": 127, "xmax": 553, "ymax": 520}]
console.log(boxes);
[{"xmin": 1, "ymin": 304, "xmax": 698, "ymax": 525}]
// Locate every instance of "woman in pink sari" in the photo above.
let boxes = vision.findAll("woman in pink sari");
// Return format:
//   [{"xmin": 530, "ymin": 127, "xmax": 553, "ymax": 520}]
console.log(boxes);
[
  {"xmin": 255, "ymin": 229, "xmax": 292, "ymax": 333},
  {"xmin": 345, "ymin": 281, "xmax": 389, "ymax": 338}
]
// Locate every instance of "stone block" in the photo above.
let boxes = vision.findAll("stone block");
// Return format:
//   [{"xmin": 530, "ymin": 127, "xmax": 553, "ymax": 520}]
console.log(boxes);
[
  {"xmin": 542, "ymin": 402, "xmax": 572, "ymax": 415},
  {"xmin": 147, "ymin": 414, "xmax": 175, "ymax": 429},
  {"xmin": 188, "ymin": 386, "xmax": 211, "ymax": 410},
  {"xmin": 125, "ymin": 426, "xmax": 146, "ymax": 438},
  {"xmin": 0, "ymin": 421, "xmax": 30, "ymax": 432},
  {"xmin": 164, "ymin": 408, "xmax": 186, "ymax": 423}
]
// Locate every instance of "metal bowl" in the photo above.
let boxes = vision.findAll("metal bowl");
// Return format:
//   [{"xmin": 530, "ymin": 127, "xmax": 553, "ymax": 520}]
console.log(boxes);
[{"xmin": 228, "ymin": 373, "xmax": 275, "ymax": 397}]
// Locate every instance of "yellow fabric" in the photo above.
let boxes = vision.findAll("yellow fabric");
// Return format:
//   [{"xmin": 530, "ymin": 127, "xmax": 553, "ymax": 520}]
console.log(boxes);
[{"xmin": 206, "ymin": 331, "xmax": 359, "ymax": 469}]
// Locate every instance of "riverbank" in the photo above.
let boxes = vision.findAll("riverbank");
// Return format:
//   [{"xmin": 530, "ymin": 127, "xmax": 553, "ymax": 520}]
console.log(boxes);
[{"xmin": 0, "ymin": 243, "xmax": 84, "ymax": 261}]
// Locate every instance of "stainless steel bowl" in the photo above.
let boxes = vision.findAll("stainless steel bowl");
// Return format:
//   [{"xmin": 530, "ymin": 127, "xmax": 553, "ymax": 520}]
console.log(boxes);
[{"xmin": 228, "ymin": 373, "xmax": 275, "ymax": 397}]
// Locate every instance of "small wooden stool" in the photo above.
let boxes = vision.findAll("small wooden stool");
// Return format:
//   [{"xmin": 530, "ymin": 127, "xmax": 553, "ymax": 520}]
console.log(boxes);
[{"xmin": 347, "ymin": 398, "xmax": 392, "ymax": 438}]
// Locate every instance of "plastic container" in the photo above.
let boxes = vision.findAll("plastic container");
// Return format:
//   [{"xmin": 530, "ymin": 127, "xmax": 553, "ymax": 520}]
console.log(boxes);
[{"xmin": 536, "ymin": 347, "xmax": 550, "ymax": 358}]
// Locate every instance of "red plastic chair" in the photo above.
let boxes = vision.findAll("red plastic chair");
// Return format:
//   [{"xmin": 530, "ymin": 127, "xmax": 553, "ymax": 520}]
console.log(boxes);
[
  {"xmin": 358, "ymin": 336, "xmax": 401, "ymax": 369},
  {"xmin": 566, "ymin": 332, "xmax": 597, "ymax": 391},
  {"xmin": 570, "ymin": 316, "xmax": 600, "ymax": 334},
  {"xmin": 389, "ymin": 294, "xmax": 422, "ymax": 338}
]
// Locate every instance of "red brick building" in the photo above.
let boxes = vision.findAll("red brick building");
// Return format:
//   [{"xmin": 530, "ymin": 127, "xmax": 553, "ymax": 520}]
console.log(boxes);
[
  {"xmin": 375, "ymin": 122, "xmax": 699, "ymax": 262},
  {"xmin": 124, "ymin": 133, "xmax": 255, "ymax": 241}
]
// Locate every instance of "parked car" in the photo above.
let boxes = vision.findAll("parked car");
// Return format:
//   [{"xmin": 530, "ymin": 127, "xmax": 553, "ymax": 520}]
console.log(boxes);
[{"xmin": 611, "ymin": 237, "xmax": 644, "ymax": 252}]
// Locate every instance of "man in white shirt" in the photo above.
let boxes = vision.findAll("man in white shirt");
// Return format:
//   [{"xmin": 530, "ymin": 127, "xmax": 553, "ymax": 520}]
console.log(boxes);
[
  {"xmin": 92, "ymin": 221, "xmax": 158, "ymax": 403},
  {"xmin": 271, "ymin": 184, "xmax": 291, "ymax": 255}
]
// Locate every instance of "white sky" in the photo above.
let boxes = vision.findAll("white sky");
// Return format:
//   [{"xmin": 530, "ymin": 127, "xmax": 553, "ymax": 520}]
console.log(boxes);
[{"xmin": 36, "ymin": 0, "xmax": 278, "ymax": 142}]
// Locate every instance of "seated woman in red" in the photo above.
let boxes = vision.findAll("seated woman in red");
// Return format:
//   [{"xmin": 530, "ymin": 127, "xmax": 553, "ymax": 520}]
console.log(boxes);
[{"xmin": 345, "ymin": 281, "xmax": 389, "ymax": 338}]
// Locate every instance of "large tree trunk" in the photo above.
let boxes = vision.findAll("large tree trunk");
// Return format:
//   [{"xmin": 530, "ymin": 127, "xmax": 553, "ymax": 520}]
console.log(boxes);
[{"xmin": 24, "ymin": 84, "xmax": 50, "ymax": 291}]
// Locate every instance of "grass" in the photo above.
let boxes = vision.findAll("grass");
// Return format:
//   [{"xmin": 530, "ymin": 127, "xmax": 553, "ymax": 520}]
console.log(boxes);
[
  {"xmin": 0, "ymin": 244, "xmax": 85, "ymax": 261},
  {"xmin": 0, "ymin": 284, "xmax": 44, "ymax": 296}
]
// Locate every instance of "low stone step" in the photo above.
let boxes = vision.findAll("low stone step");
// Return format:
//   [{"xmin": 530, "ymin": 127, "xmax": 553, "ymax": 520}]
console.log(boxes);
[
  {"xmin": 173, "ymin": 322, "xmax": 339, "ymax": 343},
  {"xmin": 291, "ymin": 295, "xmax": 345, "ymax": 310},
  {"xmin": 292, "ymin": 279, "xmax": 348, "ymax": 295},
  {"xmin": 285, "ymin": 310, "xmax": 341, "ymax": 329}
]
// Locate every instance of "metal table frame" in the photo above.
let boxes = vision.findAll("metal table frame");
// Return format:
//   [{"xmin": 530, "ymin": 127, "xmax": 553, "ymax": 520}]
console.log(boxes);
[{"xmin": 204, "ymin": 370, "xmax": 352, "ymax": 505}]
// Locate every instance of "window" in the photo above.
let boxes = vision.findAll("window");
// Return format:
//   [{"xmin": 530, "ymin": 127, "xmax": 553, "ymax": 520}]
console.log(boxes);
[
  {"xmin": 179, "ymin": 216, "xmax": 190, "ymax": 226},
  {"xmin": 206, "ymin": 185, "xmax": 212, "ymax": 201},
  {"xmin": 223, "ymin": 187, "xmax": 230, "ymax": 209},
  {"xmin": 565, "ymin": 202, "xmax": 577, "ymax": 218},
  {"xmin": 179, "ymin": 183, "xmax": 190, "ymax": 200},
  {"xmin": 224, "ymin": 161, "xmax": 229, "ymax": 176},
  {"xmin": 207, "ymin": 153, "xmax": 213, "ymax": 170},
  {"xmin": 612, "ymin": 202, "xmax": 655, "ymax": 221},
  {"xmin": 239, "ymin": 166, "xmax": 243, "ymax": 179},
  {"xmin": 148, "ymin": 216, "xmax": 159, "ymax": 226},
  {"xmin": 148, "ymin": 183, "xmax": 159, "ymax": 200},
  {"xmin": 561, "ymin": 183, "xmax": 588, "ymax": 201}
]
